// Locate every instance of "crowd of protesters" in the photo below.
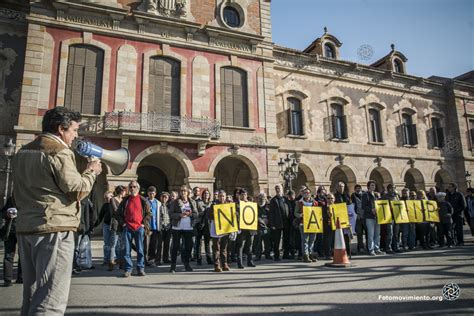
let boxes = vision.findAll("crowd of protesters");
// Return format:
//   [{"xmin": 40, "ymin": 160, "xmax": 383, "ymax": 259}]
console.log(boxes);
[
  {"xmin": 3, "ymin": 178, "xmax": 474, "ymax": 280},
  {"xmin": 13, "ymin": 179, "xmax": 466, "ymax": 278}
]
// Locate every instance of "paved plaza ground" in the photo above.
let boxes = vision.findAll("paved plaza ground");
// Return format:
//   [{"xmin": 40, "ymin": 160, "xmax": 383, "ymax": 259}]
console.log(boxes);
[{"xmin": 0, "ymin": 231, "xmax": 473, "ymax": 315}]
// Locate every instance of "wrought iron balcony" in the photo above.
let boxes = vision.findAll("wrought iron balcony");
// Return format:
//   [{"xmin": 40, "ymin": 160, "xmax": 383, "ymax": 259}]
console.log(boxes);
[{"xmin": 80, "ymin": 112, "xmax": 221, "ymax": 139}]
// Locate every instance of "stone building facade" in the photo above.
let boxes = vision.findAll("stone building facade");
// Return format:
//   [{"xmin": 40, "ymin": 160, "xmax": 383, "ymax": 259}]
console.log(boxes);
[{"xmin": 0, "ymin": 0, "xmax": 473, "ymax": 207}]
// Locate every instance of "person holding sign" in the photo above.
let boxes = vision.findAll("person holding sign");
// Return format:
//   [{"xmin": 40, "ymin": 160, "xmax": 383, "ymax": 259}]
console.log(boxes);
[
  {"xmin": 381, "ymin": 184, "xmax": 401, "ymax": 254},
  {"xmin": 334, "ymin": 182, "xmax": 353, "ymax": 257},
  {"xmin": 435, "ymin": 192, "xmax": 454, "ymax": 248},
  {"xmin": 294, "ymin": 188, "xmax": 319, "ymax": 263},
  {"xmin": 235, "ymin": 189, "xmax": 257, "ymax": 268},
  {"xmin": 362, "ymin": 180, "xmax": 382, "ymax": 256},
  {"xmin": 169, "ymin": 185, "xmax": 199, "ymax": 273},
  {"xmin": 209, "ymin": 190, "xmax": 231, "ymax": 272}
]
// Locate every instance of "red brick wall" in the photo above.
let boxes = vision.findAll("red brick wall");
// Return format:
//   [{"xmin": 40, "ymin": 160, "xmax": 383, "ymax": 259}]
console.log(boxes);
[
  {"xmin": 247, "ymin": 0, "xmax": 261, "ymax": 34},
  {"xmin": 191, "ymin": 0, "xmax": 216, "ymax": 25}
]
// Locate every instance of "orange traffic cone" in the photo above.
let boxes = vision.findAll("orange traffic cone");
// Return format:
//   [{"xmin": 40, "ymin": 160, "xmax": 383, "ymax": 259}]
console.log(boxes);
[{"xmin": 325, "ymin": 218, "xmax": 352, "ymax": 268}]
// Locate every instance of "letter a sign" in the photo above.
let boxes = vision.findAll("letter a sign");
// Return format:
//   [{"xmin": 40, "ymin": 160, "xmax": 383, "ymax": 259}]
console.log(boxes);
[
  {"xmin": 239, "ymin": 201, "xmax": 258, "ymax": 230},
  {"xmin": 213, "ymin": 203, "xmax": 238, "ymax": 235},
  {"xmin": 303, "ymin": 206, "xmax": 323, "ymax": 233}
]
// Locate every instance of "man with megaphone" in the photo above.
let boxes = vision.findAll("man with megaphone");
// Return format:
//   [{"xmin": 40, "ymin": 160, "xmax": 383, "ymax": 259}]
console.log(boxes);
[{"xmin": 12, "ymin": 106, "xmax": 102, "ymax": 315}]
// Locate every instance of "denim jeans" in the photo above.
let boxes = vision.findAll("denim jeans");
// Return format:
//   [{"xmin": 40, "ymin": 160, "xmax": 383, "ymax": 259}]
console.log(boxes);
[
  {"xmin": 299, "ymin": 226, "xmax": 316, "ymax": 256},
  {"xmin": 123, "ymin": 226, "xmax": 145, "ymax": 273},
  {"xmin": 365, "ymin": 218, "xmax": 380, "ymax": 253},
  {"xmin": 102, "ymin": 224, "xmax": 118, "ymax": 263}
]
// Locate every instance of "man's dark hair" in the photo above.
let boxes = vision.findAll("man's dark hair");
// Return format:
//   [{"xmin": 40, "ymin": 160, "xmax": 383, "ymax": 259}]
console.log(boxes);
[
  {"xmin": 42, "ymin": 106, "xmax": 82, "ymax": 134},
  {"xmin": 367, "ymin": 180, "xmax": 376, "ymax": 188},
  {"xmin": 354, "ymin": 184, "xmax": 362, "ymax": 190}
]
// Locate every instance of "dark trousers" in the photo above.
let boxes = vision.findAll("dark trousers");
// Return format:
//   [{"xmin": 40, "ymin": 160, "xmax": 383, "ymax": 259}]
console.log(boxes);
[
  {"xmin": 437, "ymin": 222, "xmax": 453, "ymax": 246},
  {"xmin": 236, "ymin": 230, "xmax": 253, "ymax": 261},
  {"xmin": 4, "ymin": 234, "xmax": 22, "ymax": 282},
  {"xmin": 171, "ymin": 230, "xmax": 193, "ymax": 265},
  {"xmin": 391, "ymin": 223, "xmax": 400, "ymax": 251},
  {"xmin": 252, "ymin": 229, "xmax": 271, "ymax": 257},
  {"xmin": 323, "ymin": 221, "xmax": 334, "ymax": 257},
  {"xmin": 343, "ymin": 234, "xmax": 351, "ymax": 257},
  {"xmin": 193, "ymin": 226, "xmax": 212, "ymax": 260},
  {"xmin": 355, "ymin": 217, "xmax": 367, "ymax": 251},
  {"xmin": 270, "ymin": 228, "xmax": 283, "ymax": 259},
  {"xmin": 453, "ymin": 216, "xmax": 464, "ymax": 244},
  {"xmin": 420, "ymin": 223, "xmax": 431, "ymax": 248},
  {"xmin": 470, "ymin": 218, "xmax": 474, "ymax": 236},
  {"xmin": 212, "ymin": 236, "xmax": 229, "ymax": 268},
  {"xmin": 293, "ymin": 226, "xmax": 304, "ymax": 257},
  {"xmin": 147, "ymin": 230, "xmax": 171, "ymax": 263}
]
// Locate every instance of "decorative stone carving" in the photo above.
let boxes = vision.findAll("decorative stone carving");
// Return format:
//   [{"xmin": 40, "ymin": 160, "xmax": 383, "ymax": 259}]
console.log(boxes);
[{"xmin": 140, "ymin": 0, "xmax": 187, "ymax": 17}]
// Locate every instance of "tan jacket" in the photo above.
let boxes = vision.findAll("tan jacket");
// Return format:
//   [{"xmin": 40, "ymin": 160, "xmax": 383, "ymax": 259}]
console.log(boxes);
[{"xmin": 12, "ymin": 134, "xmax": 97, "ymax": 234}]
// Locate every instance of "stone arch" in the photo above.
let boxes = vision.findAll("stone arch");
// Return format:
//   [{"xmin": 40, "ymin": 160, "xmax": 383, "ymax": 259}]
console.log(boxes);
[
  {"xmin": 367, "ymin": 166, "xmax": 393, "ymax": 193},
  {"xmin": 142, "ymin": 46, "xmax": 188, "ymax": 115},
  {"xmin": 130, "ymin": 144, "xmax": 194, "ymax": 179},
  {"xmin": 432, "ymin": 168, "xmax": 452, "ymax": 192},
  {"xmin": 215, "ymin": 59, "xmax": 255, "ymax": 128},
  {"xmin": 209, "ymin": 150, "xmax": 263, "ymax": 195},
  {"xmin": 327, "ymin": 164, "xmax": 357, "ymax": 193},
  {"xmin": 402, "ymin": 167, "xmax": 426, "ymax": 191},
  {"xmin": 56, "ymin": 35, "xmax": 112, "ymax": 114},
  {"xmin": 294, "ymin": 159, "xmax": 316, "ymax": 193}
]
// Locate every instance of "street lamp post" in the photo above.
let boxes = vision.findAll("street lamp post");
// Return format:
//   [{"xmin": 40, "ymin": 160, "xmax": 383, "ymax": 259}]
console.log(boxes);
[
  {"xmin": 2, "ymin": 138, "xmax": 16, "ymax": 208},
  {"xmin": 278, "ymin": 153, "xmax": 301, "ymax": 193},
  {"xmin": 465, "ymin": 171, "xmax": 472, "ymax": 189}
]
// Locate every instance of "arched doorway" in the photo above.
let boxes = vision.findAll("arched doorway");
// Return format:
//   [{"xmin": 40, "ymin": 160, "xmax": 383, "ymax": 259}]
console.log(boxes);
[
  {"xmin": 434, "ymin": 169, "xmax": 451, "ymax": 192},
  {"xmin": 329, "ymin": 165, "xmax": 357, "ymax": 193},
  {"xmin": 214, "ymin": 156, "xmax": 257, "ymax": 197},
  {"xmin": 369, "ymin": 167, "xmax": 393, "ymax": 193},
  {"xmin": 137, "ymin": 153, "xmax": 187, "ymax": 194},
  {"xmin": 404, "ymin": 168, "xmax": 425, "ymax": 191}
]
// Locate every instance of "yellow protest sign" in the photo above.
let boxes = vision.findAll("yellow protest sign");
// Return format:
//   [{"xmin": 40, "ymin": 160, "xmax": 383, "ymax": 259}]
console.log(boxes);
[
  {"xmin": 330, "ymin": 203, "xmax": 350, "ymax": 230},
  {"xmin": 391, "ymin": 201, "xmax": 409, "ymax": 224},
  {"xmin": 375, "ymin": 200, "xmax": 392, "ymax": 224},
  {"xmin": 239, "ymin": 201, "xmax": 258, "ymax": 230},
  {"xmin": 303, "ymin": 206, "xmax": 323, "ymax": 233},
  {"xmin": 406, "ymin": 200, "xmax": 423, "ymax": 223},
  {"xmin": 213, "ymin": 203, "xmax": 238, "ymax": 235},
  {"xmin": 423, "ymin": 200, "xmax": 440, "ymax": 223}
]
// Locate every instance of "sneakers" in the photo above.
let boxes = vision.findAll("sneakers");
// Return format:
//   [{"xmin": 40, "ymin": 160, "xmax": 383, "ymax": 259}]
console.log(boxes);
[
  {"xmin": 309, "ymin": 254, "xmax": 318, "ymax": 262},
  {"xmin": 375, "ymin": 250, "xmax": 385, "ymax": 255},
  {"xmin": 123, "ymin": 271, "xmax": 131, "ymax": 278},
  {"xmin": 137, "ymin": 270, "xmax": 146, "ymax": 277},
  {"xmin": 214, "ymin": 265, "xmax": 222, "ymax": 273},
  {"xmin": 369, "ymin": 252, "xmax": 376, "ymax": 256},
  {"xmin": 222, "ymin": 264, "xmax": 230, "ymax": 271},
  {"xmin": 303, "ymin": 255, "xmax": 312, "ymax": 263}
]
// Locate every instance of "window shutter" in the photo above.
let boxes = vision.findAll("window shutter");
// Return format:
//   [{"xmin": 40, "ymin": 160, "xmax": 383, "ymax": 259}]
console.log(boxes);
[
  {"xmin": 341, "ymin": 115, "xmax": 348, "ymax": 139},
  {"xmin": 287, "ymin": 108, "xmax": 292, "ymax": 135},
  {"xmin": 331, "ymin": 114, "xmax": 336, "ymax": 139},
  {"xmin": 149, "ymin": 57, "xmax": 180, "ymax": 117},
  {"xmin": 411, "ymin": 124, "xmax": 418, "ymax": 145},
  {"xmin": 401, "ymin": 123, "xmax": 408, "ymax": 145},
  {"xmin": 300, "ymin": 108, "xmax": 305, "ymax": 135},
  {"xmin": 436, "ymin": 127, "xmax": 444, "ymax": 148}
]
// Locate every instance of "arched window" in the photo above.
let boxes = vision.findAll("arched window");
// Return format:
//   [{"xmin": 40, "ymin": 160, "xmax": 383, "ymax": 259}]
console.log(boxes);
[
  {"xmin": 331, "ymin": 103, "xmax": 347, "ymax": 139},
  {"xmin": 221, "ymin": 67, "xmax": 248, "ymax": 127},
  {"xmin": 287, "ymin": 97, "xmax": 303, "ymax": 135},
  {"xmin": 324, "ymin": 43, "xmax": 335, "ymax": 59},
  {"xmin": 149, "ymin": 56, "xmax": 180, "ymax": 116},
  {"xmin": 369, "ymin": 109, "xmax": 383, "ymax": 143},
  {"xmin": 64, "ymin": 44, "xmax": 104, "ymax": 115},
  {"xmin": 402, "ymin": 113, "xmax": 417, "ymax": 145},
  {"xmin": 393, "ymin": 59, "xmax": 404, "ymax": 73},
  {"xmin": 431, "ymin": 117, "xmax": 444, "ymax": 148},
  {"xmin": 223, "ymin": 6, "xmax": 241, "ymax": 28}
]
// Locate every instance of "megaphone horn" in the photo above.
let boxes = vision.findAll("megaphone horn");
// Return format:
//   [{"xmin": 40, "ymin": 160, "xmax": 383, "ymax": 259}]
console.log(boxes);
[{"xmin": 75, "ymin": 140, "xmax": 130, "ymax": 176}]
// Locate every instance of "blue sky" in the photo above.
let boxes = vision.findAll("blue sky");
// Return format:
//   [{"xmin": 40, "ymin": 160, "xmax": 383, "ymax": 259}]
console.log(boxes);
[{"xmin": 271, "ymin": 0, "xmax": 473, "ymax": 78}]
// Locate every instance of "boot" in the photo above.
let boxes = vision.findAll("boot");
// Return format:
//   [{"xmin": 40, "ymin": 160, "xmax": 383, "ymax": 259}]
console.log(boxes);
[
  {"xmin": 237, "ymin": 257, "xmax": 244, "ymax": 269},
  {"xmin": 223, "ymin": 263, "xmax": 230, "ymax": 271},
  {"xmin": 108, "ymin": 261, "xmax": 114, "ymax": 271},
  {"xmin": 214, "ymin": 264, "xmax": 222, "ymax": 272},
  {"xmin": 303, "ymin": 254, "xmax": 311, "ymax": 263},
  {"xmin": 206, "ymin": 255, "xmax": 213, "ymax": 265},
  {"xmin": 247, "ymin": 257, "xmax": 256, "ymax": 267}
]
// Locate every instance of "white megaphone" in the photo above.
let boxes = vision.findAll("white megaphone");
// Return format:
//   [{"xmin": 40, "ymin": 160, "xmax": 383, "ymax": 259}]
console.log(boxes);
[{"xmin": 75, "ymin": 140, "xmax": 130, "ymax": 175}]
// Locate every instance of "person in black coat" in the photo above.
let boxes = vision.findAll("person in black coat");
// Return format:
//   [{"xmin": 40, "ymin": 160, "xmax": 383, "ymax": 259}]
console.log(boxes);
[
  {"xmin": 446, "ymin": 182, "xmax": 466, "ymax": 246},
  {"xmin": 268, "ymin": 184, "xmax": 291, "ymax": 261},
  {"xmin": 435, "ymin": 192, "xmax": 454, "ymax": 247},
  {"xmin": 2, "ymin": 195, "xmax": 22, "ymax": 287},
  {"xmin": 351, "ymin": 184, "xmax": 366, "ymax": 253}
]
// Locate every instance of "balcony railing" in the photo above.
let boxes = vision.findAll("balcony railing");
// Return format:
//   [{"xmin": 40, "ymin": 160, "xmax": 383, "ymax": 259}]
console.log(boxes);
[{"xmin": 80, "ymin": 112, "xmax": 221, "ymax": 139}]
